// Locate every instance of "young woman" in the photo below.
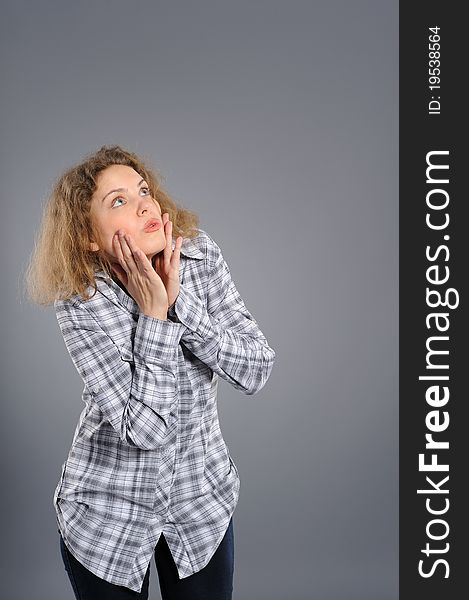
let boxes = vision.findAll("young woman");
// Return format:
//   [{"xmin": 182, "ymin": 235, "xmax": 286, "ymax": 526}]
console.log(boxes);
[{"xmin": 26, "ymin": 145, "xmax": 275, "ymax": 600}]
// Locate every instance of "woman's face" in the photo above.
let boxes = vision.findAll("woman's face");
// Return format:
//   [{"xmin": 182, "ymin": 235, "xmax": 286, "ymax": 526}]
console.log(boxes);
[{"xmin": 89, "ymin": 164, "xmax": 167, "ymax": 264}]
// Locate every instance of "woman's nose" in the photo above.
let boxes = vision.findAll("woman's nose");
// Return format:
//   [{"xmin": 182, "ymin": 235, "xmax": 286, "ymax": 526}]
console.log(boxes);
[{"xmin": 137, "ymin": 199, "xmax": 152, "ymax": 215}]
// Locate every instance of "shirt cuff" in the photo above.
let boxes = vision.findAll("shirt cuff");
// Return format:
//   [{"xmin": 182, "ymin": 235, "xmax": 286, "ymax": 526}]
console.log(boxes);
[
  {"xmin": 134, "ymin": 313, "xmax": 185, "ymax": 364},
  {"xmin": 169, "ymin": 284, "xmax": 213, "ymax": 339}
]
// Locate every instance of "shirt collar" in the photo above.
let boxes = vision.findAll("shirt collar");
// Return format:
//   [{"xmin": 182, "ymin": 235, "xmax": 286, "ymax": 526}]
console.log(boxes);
[
  {"xmin": 93, "ymin": 235, "xmax": 204, "ymax": 313},
  {"xmin": 173, "ymin": 235, "xmax": 205, "ymax": 260}
]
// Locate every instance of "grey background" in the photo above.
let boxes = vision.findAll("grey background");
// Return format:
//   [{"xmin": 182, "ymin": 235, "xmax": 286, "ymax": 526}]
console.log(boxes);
[{"xmin": 1, "ymin": 1, "xmax": 398, "ymax": 599}]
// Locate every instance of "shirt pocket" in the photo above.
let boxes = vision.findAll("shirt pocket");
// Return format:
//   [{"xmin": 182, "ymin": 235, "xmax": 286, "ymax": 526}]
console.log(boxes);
[
  {"xmin": 185, "ymin": 350, "xmax": 213, "ymax": 382},
  {"xmin": 118, "ymin": 341, "xmax": 134, "ymax": 363}
]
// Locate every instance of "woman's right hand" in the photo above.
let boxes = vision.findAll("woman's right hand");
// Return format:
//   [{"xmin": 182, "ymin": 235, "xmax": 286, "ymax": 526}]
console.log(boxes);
[{"xmin": 110, "ymin": 230, "xmax": 169, "ymax": 320}]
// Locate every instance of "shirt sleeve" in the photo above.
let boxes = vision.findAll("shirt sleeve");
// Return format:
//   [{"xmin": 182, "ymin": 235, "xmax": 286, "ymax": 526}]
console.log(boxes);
[
  {"xmin": 55, "ymin": 298, "xmax": 185, "ymax": 450},
  {"xmin": 167, "ymin": 235, "xmax": 276, "ymax": 395}
]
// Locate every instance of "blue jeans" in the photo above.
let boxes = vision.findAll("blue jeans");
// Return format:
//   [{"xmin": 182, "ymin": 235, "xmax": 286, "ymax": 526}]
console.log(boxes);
[{"xmin": 58, "ymin": 517, "xmax": 234, "ymax": 600}]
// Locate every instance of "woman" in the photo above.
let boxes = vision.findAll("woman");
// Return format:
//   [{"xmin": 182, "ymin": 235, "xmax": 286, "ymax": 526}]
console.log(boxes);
[{"xmin": 26, "ymin": 145, "xmax": 276, "ymax": 599}]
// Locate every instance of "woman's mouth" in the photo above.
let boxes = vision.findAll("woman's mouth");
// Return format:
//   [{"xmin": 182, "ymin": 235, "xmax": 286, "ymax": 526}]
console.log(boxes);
[{"xmin": 143, "ymin": 219, "xmax": 162, "ymax": 232}]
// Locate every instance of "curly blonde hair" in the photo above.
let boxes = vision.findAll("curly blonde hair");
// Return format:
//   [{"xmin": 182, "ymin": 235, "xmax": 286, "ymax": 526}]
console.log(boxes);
[{"xmin": 24, "ymin": 145, "xmax": 200, "ymax": 304}]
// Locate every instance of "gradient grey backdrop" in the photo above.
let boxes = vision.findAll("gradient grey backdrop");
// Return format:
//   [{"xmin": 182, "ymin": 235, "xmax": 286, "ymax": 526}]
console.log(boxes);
[{"xmin": 1, "ymin": 1, "xmax": 398, "ymax": 599}]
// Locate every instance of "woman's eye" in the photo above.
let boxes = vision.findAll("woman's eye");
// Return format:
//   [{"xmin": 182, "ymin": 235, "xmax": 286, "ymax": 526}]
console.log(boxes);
[
  {"xmin": 111, "ymin": 188, "xmax": 149, "ymax": 207},
  {"xmin": 112, "ymin": 197, "xmax": 125, "ymax": 207}
]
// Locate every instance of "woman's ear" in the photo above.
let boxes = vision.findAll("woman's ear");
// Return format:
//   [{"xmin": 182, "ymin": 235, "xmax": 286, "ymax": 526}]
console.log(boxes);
[{"xmin": 88, "ymin": 226, "xmax": 101, "ymax": 252}]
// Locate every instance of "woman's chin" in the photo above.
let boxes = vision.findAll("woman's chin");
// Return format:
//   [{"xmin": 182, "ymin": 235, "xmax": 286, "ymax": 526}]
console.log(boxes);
[{"xmin": 146, "ymin": 247, "xmax": 165, "ymax": 264}]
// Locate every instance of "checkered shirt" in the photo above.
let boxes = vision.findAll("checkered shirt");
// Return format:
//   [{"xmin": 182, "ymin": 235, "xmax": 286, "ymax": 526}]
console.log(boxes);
[{"xmin": 52, "ymin": 228, "xmax": 276, "ymax": 592}]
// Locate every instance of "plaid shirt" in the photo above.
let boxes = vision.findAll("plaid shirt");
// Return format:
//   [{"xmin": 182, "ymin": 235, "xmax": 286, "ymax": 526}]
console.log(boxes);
[{"xmin": 52, "ymin": 228, "xmax": 275, "ymax": 593}]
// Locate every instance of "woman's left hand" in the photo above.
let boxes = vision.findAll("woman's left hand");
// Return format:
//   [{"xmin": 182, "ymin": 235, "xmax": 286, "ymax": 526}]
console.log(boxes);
[{"xmin": 153, "ymin": 213, "xmax": 183, "ymax": 309}]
